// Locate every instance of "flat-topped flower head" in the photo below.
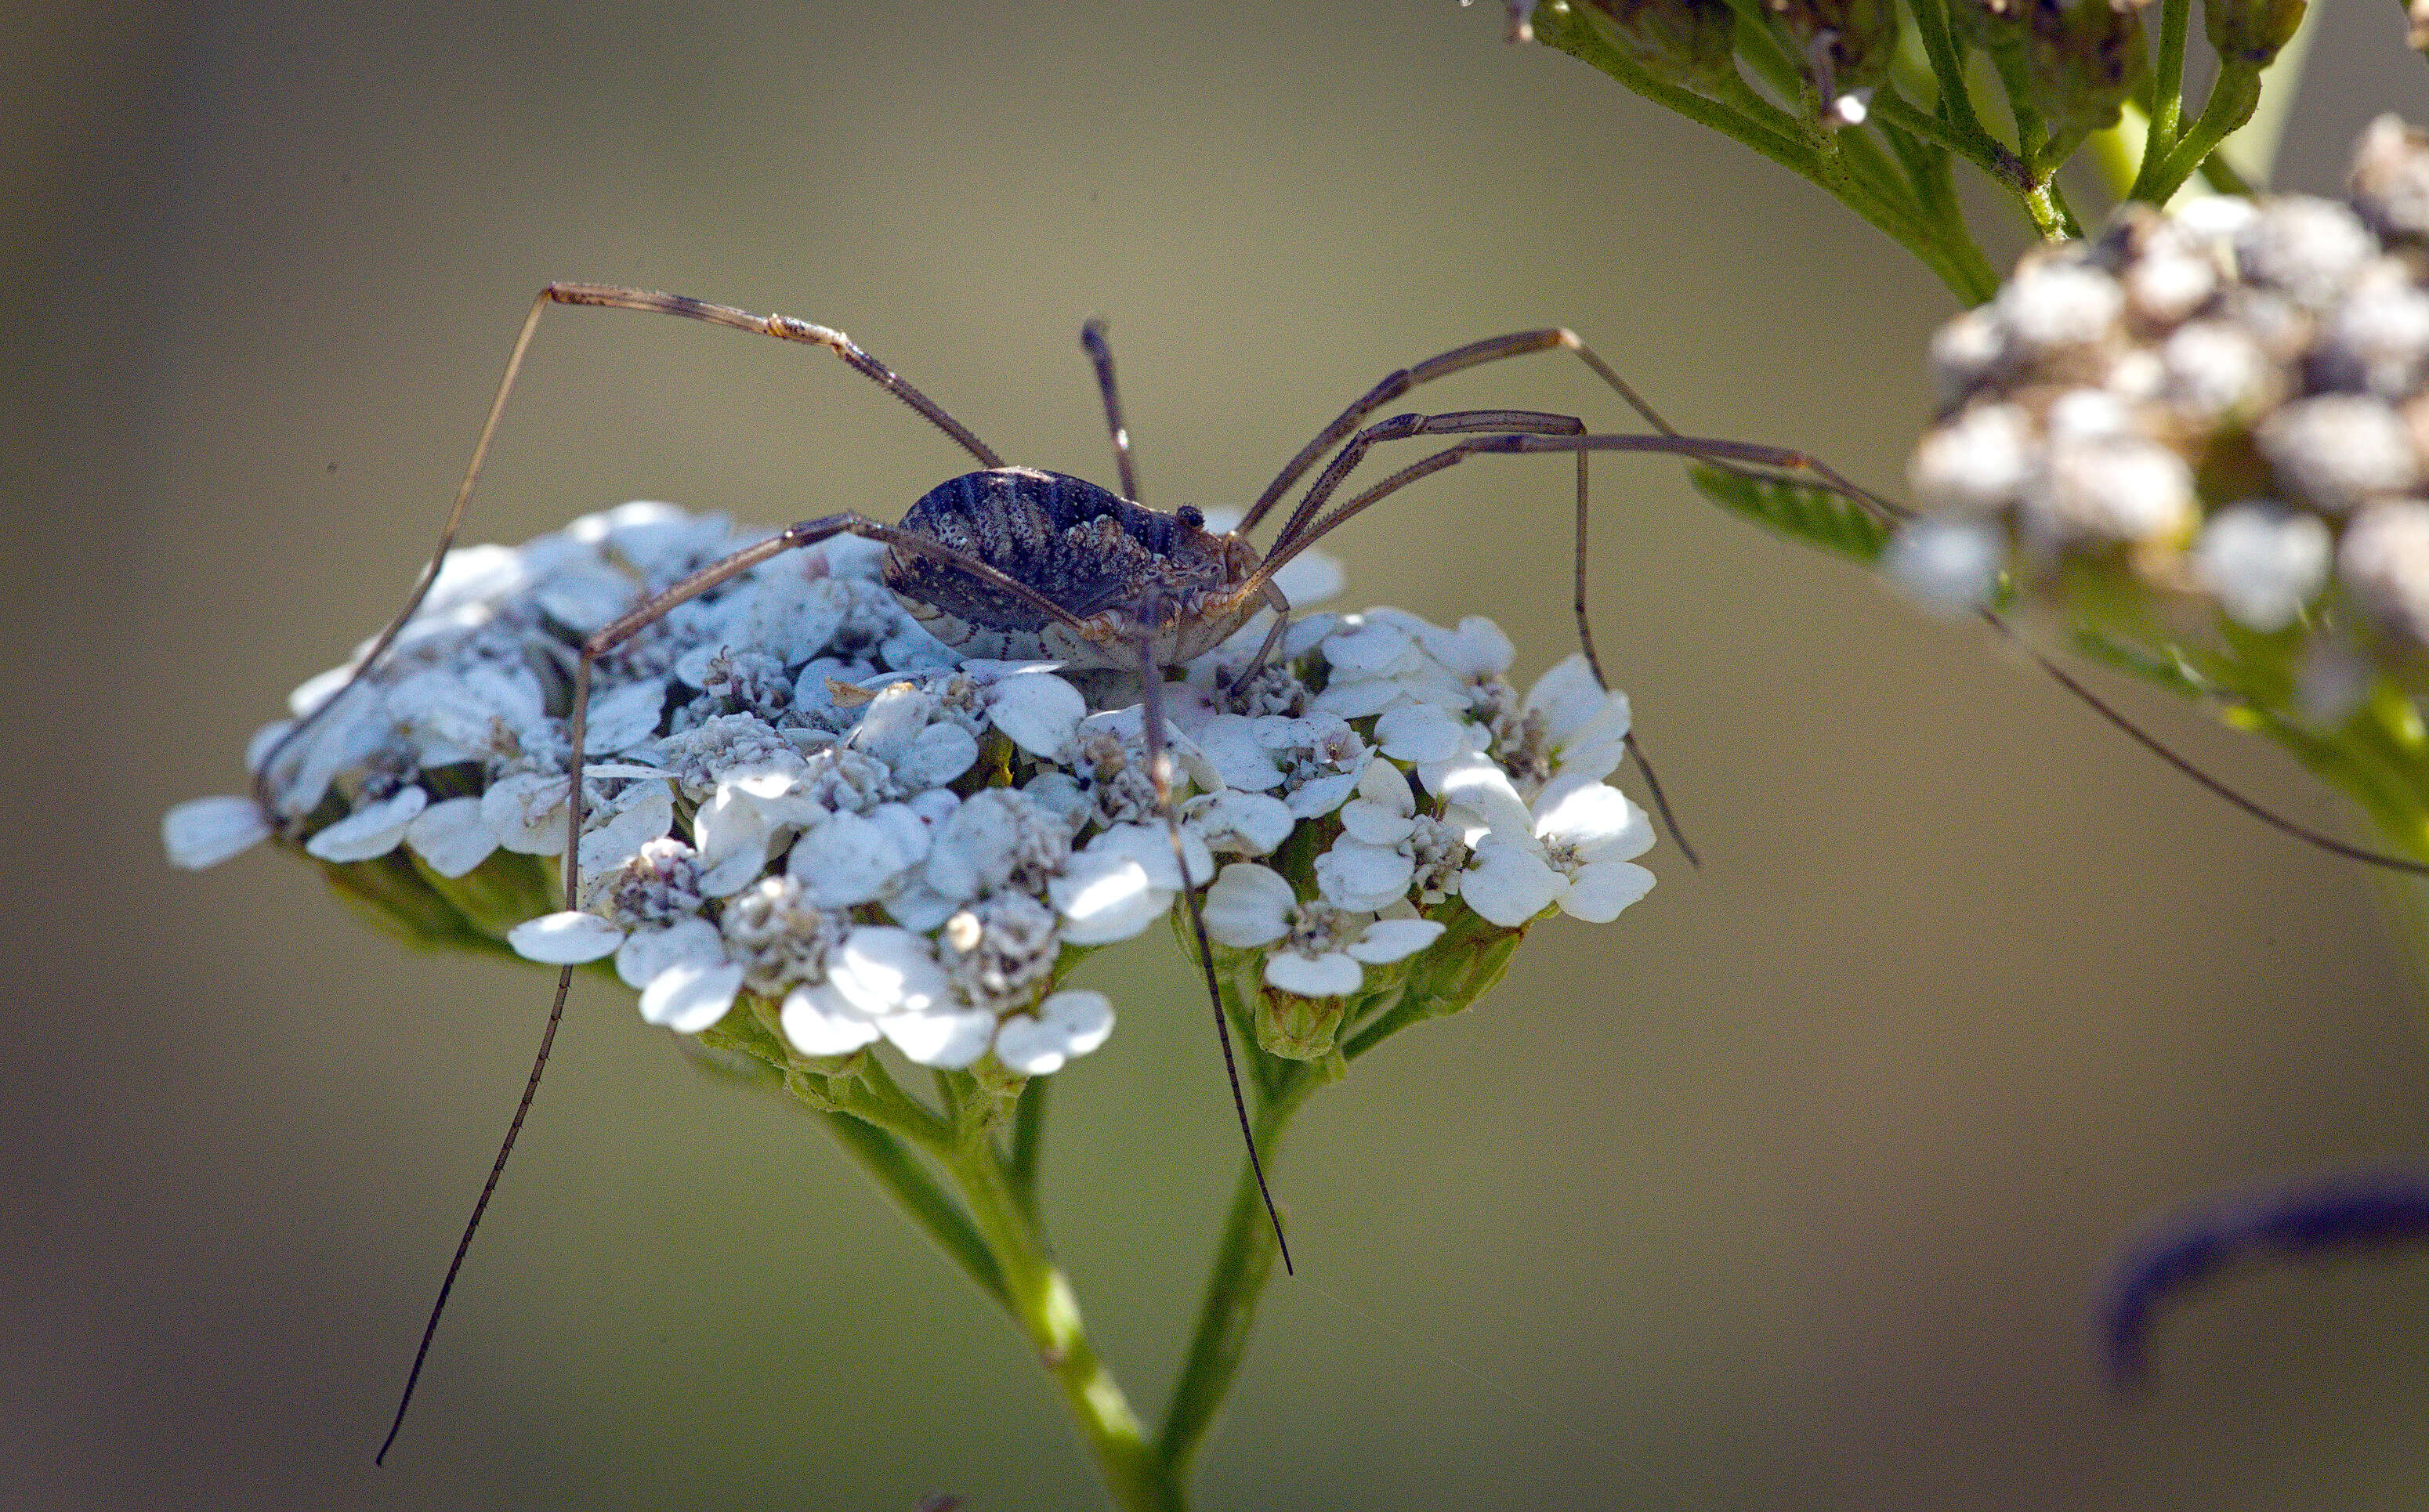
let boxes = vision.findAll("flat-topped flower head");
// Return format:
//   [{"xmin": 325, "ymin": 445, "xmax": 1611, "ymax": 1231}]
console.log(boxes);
[{"xmin": 168, "ymin": 498, "xmax": 1659, "ymax": 1088}]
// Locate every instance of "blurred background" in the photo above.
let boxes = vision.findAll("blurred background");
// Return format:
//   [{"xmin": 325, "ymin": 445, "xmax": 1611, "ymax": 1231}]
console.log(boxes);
[{"xmin": 9, "ymin": 2, "xmax": 2429, "ymax": 1507}]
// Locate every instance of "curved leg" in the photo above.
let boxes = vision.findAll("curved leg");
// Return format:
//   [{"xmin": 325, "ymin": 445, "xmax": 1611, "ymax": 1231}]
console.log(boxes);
[
  {"xmin": 1237, "ymin": 327, "xmax": 1679, "ymax": 537},
  {"xmin": 1259, "ymin": 428, "xmax": 2429, "ymax": 879},
  {"xmin": 256, "ymin": 282, "xmax": 1001, "ymax": 831},
  {"xmin": 1257, "ymin": 426, "xmax": 1905, "ymax": 866},
  {"xmin": 1130, "ymin": 614, "xmax": 1293, "ymax": 1274},
  {"xmin": 378, "ymin": 510, "xmax": 1104, "ymax": 1462},
  {"xmin": 1081, "ymin": 318, "xmax": 1142, "ymax": 504},
  {"xmin": 1265, "ymin": 406, "xmax": 1587, "ymax": 562}
]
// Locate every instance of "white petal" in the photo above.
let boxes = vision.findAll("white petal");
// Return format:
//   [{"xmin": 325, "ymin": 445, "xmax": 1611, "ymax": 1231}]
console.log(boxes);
[
  {"xmin": 1188, "ymin": 790, "xmax": 1297, "ymax": 855},
  {"xmin": 163, "ymin": 795, "xmax": 273, "ymax": 870},
  {"xmin": 884, "ymin": 883, "xmax": 960, "ymax": 932},
  {"xmin": 880, "ymin": 1007, "xmax": 999, "ymax": 1069},
  {"xmin": 273, "ymin": 682, "xmax": 389, "ymax": 818},
  {"xmin": 988, "ymin": 671, "xmax": 1088, "ymax": 757},
  {"xmin": 1088, "ymin": 822, "xmax": 1214, "ymax": 890},
  {"xmin": 1323, "ymin": 620, "xmax": 1417, "ymax": 678},
  {"xmin": 1355, "ymin": 754, "xmax": 1416, "ymax": 812},
  {"xmin": 509, "ymin": 910, "xmax": 625, "ymax": 964},
  {"xmin": 825, "ymin": 926, "xmax": 951, "ymax": 1015},
  {"xmin": 780, "ymin": 982, "xmax": 885, "ymax": 1057},
  {"xmin": 1047, "ymin": 852, "xmax": 1172, "ymax": 945},
  {"xmin": 1524, "ymin": 655, "xmax": 1611, "ymax": 741},
  {"xmin": 304, "ymin": 786, "xmax": 429, "ymax": 863},
  {"xmin": 577, "ymin": 783, "xmax": 675, "ymax": 882},
  {"xmin": 1200, "ymin": 863, "xmax": 1294, "ymax": 947},
  {"xmin": 639, "ymin": 960, "xmax": 744, "ymax": 1033},
  {"xmin": 993, "ymin": 989, "xmax": 1117, "ymax": 1075},
  {"xmin": 1265, "ymin": 950, "xmax": 1363, "ymax": 997},
  {"xmin": 1558, "ymin": 860, "xmax": 1657, "ymax": 922},
  {"xmin": 1196, "ymin": 714, "xmax": 1284, "ymax": 791},
  {"xmin": 789, "ymin": 805, "xmax": 931, "ymax": 907},
  {"xmin": 1287, "ymin": 769, "xmax": 1362, "ymax": 819},
  {"xmin": 1461, "ymin": 836, "xmax": 1564, "ymax": 927},
  {"xmin": 244, "ymin": 719, "xmax": 294, "ymax": 776},
  {"xmin": 1347, "ymin": 917, "xmax": 1446, "ymax": 963},
  {"xmin": 1533, "ymin": 779, "xmax": 1653, "ymax": 862},
  {"xmin": 583, "ymin": 677, "xmax": 670, "ymax": 754},
  {"xmin": 697, "ymin": 848, "xmax": 770, "ymax": 899},
  {"xmin": 1269, "ymin": 548, "xmax": 1345, "ymax": 609},
  {"xmin": 1338, "ymin": 798, "xmax": 1416, "ymax": 846},
  {"xmin": 615, "ymin": 917, "xmax": 726, "ymax": 990},
  {"xmin": 1426, "ymin": 755, "xmax": 1532, "ymax": 837},
  {"xmin": 483, "ymin": 770, "xmax": 571, "ymax": 855},
  {"xmin": 1309, "ymin": 676, "xmax": 1406, "ymax": 721},
  {"xmin": 847, "ymin": 682, "xmax": 943, "ymax": 765},
  {"xmin": 895, "ymin": 721, "xmax": 980, "ymax": 789},
  {"xmin": 405, "ymin": 795, "xmax": 499, "ymax": 878},
  {"xmin": 1314, "ymin": 838, "xmax": 1415, "ymax": 912},
  {"xmin": 1375, "ymin": 702, "xmax": 1470, "ymax": 763},
  {"xmin": 1417, "ymin": 615, "xmax": 1515, "ymax": 678},
  {"xmin": 534, "ymin": 560, "xmax": 636, "ymax": 634}
]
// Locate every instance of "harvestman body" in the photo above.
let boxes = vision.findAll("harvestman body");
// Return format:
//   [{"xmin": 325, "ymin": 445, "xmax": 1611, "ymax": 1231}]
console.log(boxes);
[{"xmin": 262, "ymin": 281, "xmax": 1884, "ymax": 1462}]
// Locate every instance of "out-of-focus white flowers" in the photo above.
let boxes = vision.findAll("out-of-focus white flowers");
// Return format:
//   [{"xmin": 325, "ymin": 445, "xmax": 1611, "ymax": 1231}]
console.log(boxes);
[
  {"xmin": 1889, "ymin": 118, "xmax": 2429, "ymax": 696},
  {"xmin": 168, "ymin": 495, "xmax": 1657, "ymax": 1079}
]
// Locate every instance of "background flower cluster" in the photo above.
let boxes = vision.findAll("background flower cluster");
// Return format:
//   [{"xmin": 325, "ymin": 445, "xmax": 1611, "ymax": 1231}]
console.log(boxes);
[{"xmin": 1888, "ymin": 117, "xmax": 2429, "ymax": 722}]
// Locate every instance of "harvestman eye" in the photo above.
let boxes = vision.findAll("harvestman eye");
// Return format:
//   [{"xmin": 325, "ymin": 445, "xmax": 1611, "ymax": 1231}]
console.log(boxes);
[{"xmin": 249, "ymin": 283, "xmax": 2425, "ymax": 1463}]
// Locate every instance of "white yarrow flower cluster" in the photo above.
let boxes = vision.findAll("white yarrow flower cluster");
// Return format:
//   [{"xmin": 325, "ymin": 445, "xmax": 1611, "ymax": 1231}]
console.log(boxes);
[
  {"xmin": 168, "ymin": 497, "xmax": 1657, "ymax": 1078},
  {"xmin": 1895, "ymin": 118, "xmax": 2429, "ymax": 662}
]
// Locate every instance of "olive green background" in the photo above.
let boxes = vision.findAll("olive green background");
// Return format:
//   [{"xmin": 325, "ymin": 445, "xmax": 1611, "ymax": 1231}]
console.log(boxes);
[{"xmin": 10, "ymin": 4, "xmax": 2429, "ymax": 1507}]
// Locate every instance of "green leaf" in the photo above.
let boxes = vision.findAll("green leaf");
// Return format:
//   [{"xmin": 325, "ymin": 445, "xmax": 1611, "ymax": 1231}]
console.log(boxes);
[{"xmin": 1689, "ymin": 462, "xmax": 1892, "ymax": 564}]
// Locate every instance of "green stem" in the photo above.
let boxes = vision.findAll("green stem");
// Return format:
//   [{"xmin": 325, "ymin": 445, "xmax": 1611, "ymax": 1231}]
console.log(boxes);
[
  {"xmin": 947, "ymin": 1134, "xmax": 1179, "ymax": 1512},
  {"xmin": 1156, "ymin": 1065, "xmax": 1323, "ymax": 1483},
  {"xmin": 2135, "ymin": 0, "xmax": 2196, "ymax": 194},
  {"xmin": 1905, "ymin": 0, "xmax": 1992, "ymax": 144},
  {"xmin": 1008, "ymin": 1073, "xmax": 1049, "ymax": 1225},
  {"xmin": 815, "ymin": 1109, "xmax": 1009, "ymax": 1309},
  {"xmin": 2143, "ymin": 62, "xmax": 2264, "ymax": 201},
  {"xmin": 1874, "ymin": 89, "xmax": 2026, "ymax": 189}
]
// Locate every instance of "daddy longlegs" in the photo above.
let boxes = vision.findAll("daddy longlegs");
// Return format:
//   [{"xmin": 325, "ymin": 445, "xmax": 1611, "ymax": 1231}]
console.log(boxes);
[{"xmin": 241, "ymin": 281, "xmax": 2428, "ymax": 1463}]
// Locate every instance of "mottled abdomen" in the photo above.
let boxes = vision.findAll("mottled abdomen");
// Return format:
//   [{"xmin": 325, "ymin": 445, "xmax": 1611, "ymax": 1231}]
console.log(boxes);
[{"xmin": 883, "ymin": 466, "xmax": 1263, "ymax": 668}]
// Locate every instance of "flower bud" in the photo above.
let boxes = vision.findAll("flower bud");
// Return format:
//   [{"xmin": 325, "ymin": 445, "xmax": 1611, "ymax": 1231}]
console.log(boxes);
[
  {"xmin": 1254, "ymin": 986, "xmax": 1350, "ymax": 1063},
  {"xmin": 2203, "ymin": 0, "xmax": 2305, "ymax": 66},
  {"xmin": 1580, "ymin": 0, "xmax": 1739, "ymax": 92},
  {"xmin": 2021, "ymin": 0, "xmax": 2150, "ymax": 143}
]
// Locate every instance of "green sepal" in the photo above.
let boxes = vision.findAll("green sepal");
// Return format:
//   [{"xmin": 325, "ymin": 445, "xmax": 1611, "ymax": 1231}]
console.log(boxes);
[
  {"xmin": 412, "ymin": 848, "xmax": 559, "ymax": 944},
  {"xmin": 314, "ymin": 847, "xmax": 513, "ymax": 959},
  {"xmin": 1254, "ymin": 987, "xmax": 1349, "ymax": 1062}
]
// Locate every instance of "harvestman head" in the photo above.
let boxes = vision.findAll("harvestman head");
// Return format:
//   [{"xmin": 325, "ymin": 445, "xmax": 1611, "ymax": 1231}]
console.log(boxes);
[{"xmin": 251, "ymin": 282, "xmax": 2412, "ymax": 1463}]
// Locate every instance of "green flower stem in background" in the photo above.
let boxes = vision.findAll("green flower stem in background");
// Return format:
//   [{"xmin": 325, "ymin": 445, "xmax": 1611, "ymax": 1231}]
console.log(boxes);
[
  {"xmin": 685, "ymin": 917, "xmax": 1533, "ymax": 1510},
  {"xmin": 1157, "ymin": 1074, "xmax": 1319, "ymax": 1486},
  {"xmin": 943, "ymin": 1116, "xmax": 1178, "ymax": 1512}
]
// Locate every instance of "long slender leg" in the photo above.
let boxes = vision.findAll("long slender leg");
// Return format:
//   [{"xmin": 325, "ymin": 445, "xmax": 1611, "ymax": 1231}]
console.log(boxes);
[
  {"xmin": 1236, "ymin": 328, "xmax": 1678, "ymax": 537},
  {"xmin": 1568, "ymin": 450, "xmax": 1703, "ymax": 866},
  {"xmin": 257, "ymin": 282, "xmax": 1001, "ymax": 834},
  {"xmin": 1266, "ymin": 413, "xmax": 1709, "ymax": 861},
  {"xmin": 1253, "ymin": 429, "xmax": 2429, "ymax": 878},
  {"xmin": 1252, "ymin": 429, "xmax": 1895, "ymax": 588},
  {"xmin": 1131, "ymin": 610, "xmax": 1294, "ymax": 1274},
  {"xmin": 1265, "ymin": 407, "xmax": 1587, "ymax": 562},
  {"xmin": 377, "ymin": 513, "xmax": 1106, "ymax": 1463},
  {"xmin": 1081, "ymin": 318, "xmax": 1142, "ymax": 504}
]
